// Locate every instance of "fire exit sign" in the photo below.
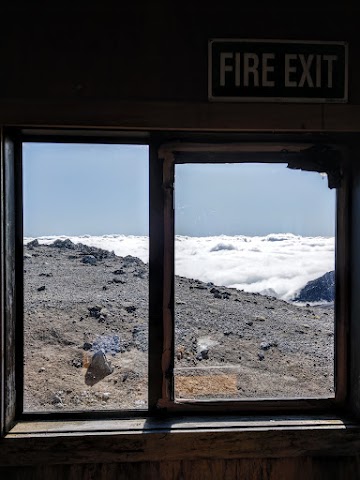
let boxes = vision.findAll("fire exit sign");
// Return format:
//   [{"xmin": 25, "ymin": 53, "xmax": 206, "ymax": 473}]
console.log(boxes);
[{"xmin": 208, "ymin": 39, "xmax": 348, "ymax": 102}]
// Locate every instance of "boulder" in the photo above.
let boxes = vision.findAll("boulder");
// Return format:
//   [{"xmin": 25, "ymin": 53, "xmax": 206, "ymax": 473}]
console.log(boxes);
[
  {"xmin": 51, "ymin": 238, "xmax": 76, "ymax": 249},
  {"xmin": 81, "ymin": 255, "xmax": 97, "ymax": 265},
  {"xmin": 294, "ymin": 271, "xmax": 335, "ymax": 303},
  {"xmin": 27, "ymin": 239, "xmax": 39, "ymax": 249},
  {"xmin": 85, "ymin": 351, "xmax": 114, "ymax": 386}
]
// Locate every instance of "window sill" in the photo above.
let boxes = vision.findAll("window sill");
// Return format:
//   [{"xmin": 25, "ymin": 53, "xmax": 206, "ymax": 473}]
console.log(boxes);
[{"xmin": 1, "ymin": 415, "xmax": 360, "ymax": 465}]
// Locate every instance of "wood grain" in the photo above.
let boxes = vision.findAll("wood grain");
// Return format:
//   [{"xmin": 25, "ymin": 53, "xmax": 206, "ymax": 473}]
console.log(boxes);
[
  {"xmin": 1, "ymin": 418, "xmax": 360, "ymax": 466},
  {"xmin": 0, "ymin": 457, "xmax": 360, "ymax": 479}
]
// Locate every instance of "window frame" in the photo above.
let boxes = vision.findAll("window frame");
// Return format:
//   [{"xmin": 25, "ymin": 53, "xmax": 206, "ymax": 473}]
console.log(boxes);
[
  {"xmin": 0, "ymin": 128, "xmax": 352, "ymax": 436},
  {"xmin": 157, "ymin": 140, "xmax": 349, "ymax": 414}
]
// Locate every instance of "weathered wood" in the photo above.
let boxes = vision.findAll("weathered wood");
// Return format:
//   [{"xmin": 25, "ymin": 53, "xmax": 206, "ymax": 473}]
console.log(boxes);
[
  {"xmin": 0, "ymin": 100, "xmax": 325, "ymax": 132},
  {"xmin": 0, "ymin": 457, "xmax": 359, "ymax": 480},
  {"xmin": 349, "ymin": 149, "xmax": 360, "ymax": 418},
  {"xmin": 2, "ymin": 134, "xmax": 17, "ymax": 435},
  {"xmin": 8, "ymin": 415, "xmax": 351, "ymax": 434},
  {"xmin": 161, "ymin": 151, "xmax": 175, "ymax": 404},
  {"xmin": 334, "ymin": 151, "xmax": 351, "ymax": 403},
  {"xmin": 3, "ymin": 101, "xmax": 360, "ymax": 134},
  {"xmin": 148, "ymin": 141, "xmax": 166, "ymax": 412},
  {"xmin": 0, "ymin": 127, "xmax": 4, "ymax": 438},
  {"xmin": 1, "ymin": 418, "xmax": 360, "ymax": 465}
]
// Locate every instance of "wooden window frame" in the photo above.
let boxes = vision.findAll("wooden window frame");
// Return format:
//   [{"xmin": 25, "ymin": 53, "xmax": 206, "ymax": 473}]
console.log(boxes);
[
  {"xmin": 1, "ymin": 127, "xmax": 359, "ymax": 465},
  {"xmin": 157, "ymin": 140, "xmax": 349, "ymax": 414}
]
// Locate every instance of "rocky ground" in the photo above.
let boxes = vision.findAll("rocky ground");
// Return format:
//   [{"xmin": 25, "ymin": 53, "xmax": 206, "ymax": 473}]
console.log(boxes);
[{"xmin": 23, "ymin": 240, "xmax": 334, "ymax": 412}]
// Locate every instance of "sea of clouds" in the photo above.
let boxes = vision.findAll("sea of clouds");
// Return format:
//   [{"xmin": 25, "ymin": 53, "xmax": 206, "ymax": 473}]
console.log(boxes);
[{"xmin": 24, "ymin": 233, "xmax": 335, "ymax": 302}]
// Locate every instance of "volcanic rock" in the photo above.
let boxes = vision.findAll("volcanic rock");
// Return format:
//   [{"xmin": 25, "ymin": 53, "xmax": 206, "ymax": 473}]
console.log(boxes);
[{"xmin": 294, "ymin": 271, "xmax": 335, "ymax": 303}]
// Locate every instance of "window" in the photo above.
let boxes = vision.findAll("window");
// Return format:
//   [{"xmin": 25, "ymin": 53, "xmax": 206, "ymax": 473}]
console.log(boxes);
[
  {"xmin": 22, "ymin": 142, "xmax": 149, "ymax": 412},
  {"xmin": 0, "ymin": 131, "xmax": 350, "ymax": 433},
  {"xmin": 173, "ymin": 162, "xmax": 335, "ymax": 402},
  {"xmin": 158, "ymin": 141, "xmax": 347, "ymax": 412}
]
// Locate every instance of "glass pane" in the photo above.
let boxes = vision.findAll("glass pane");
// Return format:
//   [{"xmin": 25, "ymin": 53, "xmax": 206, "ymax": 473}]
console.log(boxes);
[
  {"xmin": 23, "ymin": 143, "xmax": 149, "ymax": 411},
  {"xmin": 174, "ymin": 163, "xmax": 335, "ymax": 400}
]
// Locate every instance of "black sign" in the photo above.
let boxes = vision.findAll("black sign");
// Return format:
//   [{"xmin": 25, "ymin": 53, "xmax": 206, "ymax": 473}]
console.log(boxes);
[{"xmin": 209, "ymin": 39, "xmax": 348, "ymax": 102}]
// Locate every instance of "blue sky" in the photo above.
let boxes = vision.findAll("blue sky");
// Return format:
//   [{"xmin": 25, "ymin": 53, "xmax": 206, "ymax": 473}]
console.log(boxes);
[
  {"xmin": 175, "ymin": 163, "xmax": 335, "ymax": 237},
  {"xmin": 23, "ymin": 143, "xmax": 335, "ymax": 237},
  {"xmin": 23, "ymin": 143, "xmax": 149, "ymax": 236}
]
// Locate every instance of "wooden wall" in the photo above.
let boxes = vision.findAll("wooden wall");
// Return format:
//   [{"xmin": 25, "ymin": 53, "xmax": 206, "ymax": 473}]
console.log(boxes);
[
  {"xmin": 0, "ymin": 457, "xmax": 359, "ymax": 480},
  {"xmin": 0, "ymin": 2, "xmax": 359, "ymax": 131},
  {"xmin": 1, "ymin": 2, "xmax": 360, "ymax": 478}
]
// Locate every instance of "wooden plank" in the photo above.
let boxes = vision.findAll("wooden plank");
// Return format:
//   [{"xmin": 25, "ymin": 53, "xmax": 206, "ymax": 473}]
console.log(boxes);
[
  {"xmin": 349, "ymin": 150, "xmax": 360, "ymax": 417},
  {"xmin": 334, "ymin": 151, "xmax": 351, "ymax": 404},
  {"xmin": 160, "ymin": 151, "xmax": 175, "ymax": 404},
  {"xmin": 8, "ymin": 415, "xmax": 350, "ymax": 434},
  {"xmin": 1, "ymin": 423, "xmax": 360, "ymax": 465},
  {"xmin": 0, "ymin": 100, "xmax": 324, "ymax": 132},
  {"xmin": 2, "ymin": 135, "xmax": 17, "ymax": 434},
  {"xmin": 148, "ymin": 141, "xmax": 165, "ymax": 411},
  {"xmin": 324, "ymin": 105, "xmax": 360, "ymax": 132},
  {"xmin": 0, "ymin": 457, "xmax": 359, "ymax": 480},
  {"xmin": 0, "ymin": 127, "xmax": 4, "ymax": 437}
]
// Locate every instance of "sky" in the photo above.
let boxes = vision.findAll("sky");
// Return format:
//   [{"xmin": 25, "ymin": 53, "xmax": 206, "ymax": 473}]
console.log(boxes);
[
  {"xmin": 23, "ymin": 143, "xmax": 335, "ymax": 238},
  {"xmin": 175, "ymin": 163, "xmax": 335, "ymax": 237},
  {"xmin": 23, "ymin": 143, "xmax": 149, "ymax": 236}
]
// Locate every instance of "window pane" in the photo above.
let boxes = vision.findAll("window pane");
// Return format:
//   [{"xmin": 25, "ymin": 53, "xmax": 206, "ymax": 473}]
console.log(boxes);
[
  {"xmin": 174, "ymin": 163, "xmax": 335, "ymax": 400},
  {"xmin": 23, "ymin": 143, "xmax": 149, "ymax": 411}
]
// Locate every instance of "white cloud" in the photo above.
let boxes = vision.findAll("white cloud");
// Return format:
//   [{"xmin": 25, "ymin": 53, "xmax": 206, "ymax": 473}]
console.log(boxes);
[
  {"xmin": 174, "ymin": 234, "xmax": 334, "ymax": 301},
  {"xmin": 25, "ymin": 233, "xmax": 335, "ymax": 302}
]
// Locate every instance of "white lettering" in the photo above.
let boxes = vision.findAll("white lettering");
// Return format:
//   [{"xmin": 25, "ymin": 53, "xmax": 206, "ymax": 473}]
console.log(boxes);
[
  {"xmin": 285, "ymin": 54, "xmax": 297, "ymax": 87},
  {"xmin": 323, "ymin": 55, "xmax": 338, "ymax": 88},
  {"xmin": 316, "ymin": 54, "xmax": 322, "ymax": 88},
  {"xmin": 235, "ymin": 52, "xmax": 241, "ymax": 86},
  {"xmin": 262, "ymin": 53, "xmax": 275, "ymax": 87},
  {"xmin": 298, "ymin": 54, "xmax": 314, "ymax": 87},
  {"xmin": 244, "ymin": 53, "xmax": 259, "ymax": 87},
  {"xmin": 220, "ymin": 52, "xmax": 233, "ymax": 87}
]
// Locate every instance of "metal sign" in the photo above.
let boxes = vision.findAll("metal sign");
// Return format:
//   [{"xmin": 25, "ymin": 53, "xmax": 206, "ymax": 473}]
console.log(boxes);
[{"xmin": 208, "ymin": 39, "xmax": 348, "ymax": 103}]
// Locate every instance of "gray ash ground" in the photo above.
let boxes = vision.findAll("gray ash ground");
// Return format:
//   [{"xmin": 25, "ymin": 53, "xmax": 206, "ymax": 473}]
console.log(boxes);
[{"xmin": 24, "ymin": 240, "xmax": 334, "ymax": 412}]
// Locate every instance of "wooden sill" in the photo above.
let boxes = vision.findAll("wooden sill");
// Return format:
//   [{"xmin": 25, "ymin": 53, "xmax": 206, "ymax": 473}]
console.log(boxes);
[{"xmin": 1, "ymin": 415, "xmax": 360, "ymax": 465}]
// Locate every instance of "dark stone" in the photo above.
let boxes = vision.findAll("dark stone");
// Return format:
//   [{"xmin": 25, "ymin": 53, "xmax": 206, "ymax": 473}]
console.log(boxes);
[
  {"xmin": 113, "ymin": 269, "xmax": 125, "ymax": 275},
  {"xmin": 83, "ymin": 342, "xmax": 92, "ymax": 351},
  {"xmin": 27, "ymin": 239, "xmax": 39, "ymax": 249},
  {"xmin": 85, "ymin": 351, "xmax": 114, "ymax": 386},
  {"xmin": 258, "ymin": 352, "xmax": 265, "ymax": 361},
  {"xmin": 76, "ymin": 243, "xmax": 115, "ymax": 260},
  {"xmin": 122, "ymin": 255, "xmax": 144, "ymax": 267},
  {"xmin": 92, "ymin": 335, "xmax": 121, "ymax": 355},
  {"xmin": 71, "ymin": 358, "xmax": 82, "ymax": 368},
  {"xmin": 81, "ymin": 255, "xmax": 97, "ymax": 265},
  {"xmin": 132, "ymin": 325, "xmax": 147, "ymax": 352},
  {"xmin": 134, "ymin": 270, "xmax": 146, "ymax": 279},
  {"xmin": 125, "ymin": 305, "xmax": 136, "ymax": 314},
  {"xmin": 260, "ymin": 341, "xmax": 272, "ymax": 350},
  {"xmin": 112, "ymin": 278, "xmax": 126, "ymax": 284},
  {"xmin": 196, "ymin": 349, "xmax": 209, "ymax": 360},
  {"xmin": 37, "ymin": 285, "xmax": 46, "ymax": 292},
  {"xmin": 88, "ymin": 306, "xmax": 102, "ymax": 318},
  {"xmin": 294, "ymin": 271, "xmax": 335, "ymax": 303},
  {"xmin": 51, "ymin": 238, "xmax": 76, "ymax": 249}
]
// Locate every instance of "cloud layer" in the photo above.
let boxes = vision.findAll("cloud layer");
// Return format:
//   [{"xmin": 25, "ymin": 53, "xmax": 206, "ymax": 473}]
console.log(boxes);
[{"xmin": 25, "ymin": 233, "xmax": 335, "ymax": 301}]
